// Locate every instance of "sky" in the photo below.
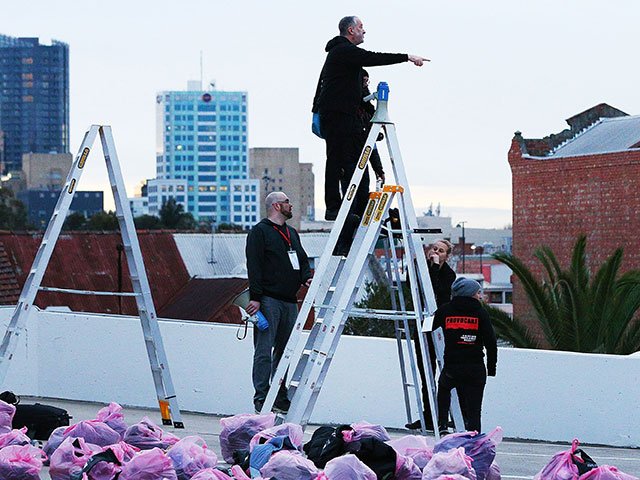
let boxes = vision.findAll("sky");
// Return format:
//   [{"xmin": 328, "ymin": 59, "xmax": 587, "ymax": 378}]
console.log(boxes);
[{"xmin": 3, "ymin": 0, "xmax": 639, "ymax": 228}]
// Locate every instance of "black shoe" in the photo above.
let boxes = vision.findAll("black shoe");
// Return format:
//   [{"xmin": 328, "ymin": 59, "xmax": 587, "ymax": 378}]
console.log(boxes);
[
  {"xmin": 254, "ymin": 400, "xmax": 264, "ymax": 414},
  {"xmin": 405, "ymin": 418, "xmax": 434, "ymax": 431},
  {"xmin": 439, "ymin": 427, "xmax": 450, "ymax": 437},
  {"xmin": 272, "ymin": 397, "xmax": 290, "ymax": 414},
  {"xmin": 325, "ymin": 209, "xmax": 339, "ymax": 221}
]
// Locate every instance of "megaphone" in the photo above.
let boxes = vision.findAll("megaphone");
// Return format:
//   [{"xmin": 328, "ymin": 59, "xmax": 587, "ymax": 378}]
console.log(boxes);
[
  {"xmin": 232, "ymin": 288, "xmax": 269, "ymax": 330},
  {"xmin": 370, "ymin": 82, "xmax": 392, "ymax": 124}
]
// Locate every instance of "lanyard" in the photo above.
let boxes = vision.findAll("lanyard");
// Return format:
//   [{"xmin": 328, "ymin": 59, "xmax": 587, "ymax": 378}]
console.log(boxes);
[{"xmin": 273, "ymin": 225, "xmax": 292, "ymax": 249}]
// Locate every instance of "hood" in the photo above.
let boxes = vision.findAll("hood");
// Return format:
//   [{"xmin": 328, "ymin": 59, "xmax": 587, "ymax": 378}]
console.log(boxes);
[
  {"xmin": 451, "ymin": 296, "xmax": 484, "ymax": 315},
  {"xmin": 325, "ymin": 35, "xmax": 350, "ymax": 52}
]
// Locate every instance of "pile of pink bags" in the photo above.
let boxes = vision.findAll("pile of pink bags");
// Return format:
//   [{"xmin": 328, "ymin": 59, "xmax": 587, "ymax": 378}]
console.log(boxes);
[
  {"xmin": 0, "ymin": 400, "xmax": 45, "ymax": 480},
  {"xmin": 534, "ymin": 439, "xmax": 638, "ymax": 480}
]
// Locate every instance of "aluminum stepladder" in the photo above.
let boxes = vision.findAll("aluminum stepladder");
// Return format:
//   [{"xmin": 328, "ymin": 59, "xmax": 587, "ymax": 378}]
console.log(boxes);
[
  {"xmin": 261, "ymin": 82, "xmax": 463, "ymax": 438},
  {"xmin": 0, "ymin": 125, "xmax": 184, "ymax": 428}
]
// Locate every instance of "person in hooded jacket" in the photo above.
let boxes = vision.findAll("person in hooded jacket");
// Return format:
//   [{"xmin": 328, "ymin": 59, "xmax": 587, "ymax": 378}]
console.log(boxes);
[
  {"xmin": 433, "ymin": 278, "xmax": 497, "ymax": 435},
  {"xmin": 312, "ymin": 15, "xmax": 428, "ymax": 221}
]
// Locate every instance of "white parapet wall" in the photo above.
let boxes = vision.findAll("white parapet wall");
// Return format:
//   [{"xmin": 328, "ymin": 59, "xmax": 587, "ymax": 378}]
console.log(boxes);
[{"xmin": 1, "ymin": 306, "xmax": 638, "ymax": 447}]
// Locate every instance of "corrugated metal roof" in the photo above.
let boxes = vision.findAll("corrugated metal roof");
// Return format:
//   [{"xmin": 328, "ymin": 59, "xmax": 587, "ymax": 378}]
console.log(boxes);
[
  {"xmin": 0, "ymin": 232, "xmax": 190, "ymax": 315},
  {"xmin": 173, "ymin": 232, "xmax": 329, "ymax": 279},
  {"xmin": 547, "ymin": 115, "xmax": 640, "ymax": 158}
]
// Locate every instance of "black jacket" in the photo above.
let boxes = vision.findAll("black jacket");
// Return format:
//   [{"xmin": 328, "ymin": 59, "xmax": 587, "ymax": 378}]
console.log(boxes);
[
  {"xmin": 313, "ymin": 36, "xmax": 408, "ymax": 116},
  {"xmin": 429, "ymin": 261, "xmax": 456, "ymax": 307},
  {"xmin": 246, "ymin": 219, "xmax": 312, "ymax": 303},
  {"xmin": 432, "ymin": 296, "xmax": 497, "ymax": 375}
]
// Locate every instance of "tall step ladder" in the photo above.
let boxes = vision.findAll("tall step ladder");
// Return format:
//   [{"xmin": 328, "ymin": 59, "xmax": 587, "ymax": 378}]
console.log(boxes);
[
  {"xmin": 261, "ymin": 82, "xmax": 463, "ymax": 438},
  {"xmin": 0, "ymin": 125, "xmax": 184, "ymax": 428}
]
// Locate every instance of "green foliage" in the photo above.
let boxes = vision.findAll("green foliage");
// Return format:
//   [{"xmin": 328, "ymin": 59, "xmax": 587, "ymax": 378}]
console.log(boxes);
[
  {"xmin": 63, "ymin": 212, "xmax": 87, "ymax": 230},
  {"xmin": 87, "ymin": 211, "xmax": 119, "ymax": 231},
  {"xmin": 216, "ymin": 223, "xmax": 246, "ymax": 232},
  {"xmin": 492, "ymin": 236, "xmax": 640, "ymax": 354},
  {"xmin": 134, "ymin": 215, "xmax": 162, "ymax": 230},
  {"xmin": 0, "ymin": 188, "xmax": 31, "ymax": 230},
  {"xmin": 158, "ymin": 198, "xmax": 196, "ymax": 230},
  {"xmin": 484, "ymin": 304, "xmax": 539, "ymax": 349},
  {"xmin": 343, "ymin": 281, "xmax": 413, "ymax": 338}
]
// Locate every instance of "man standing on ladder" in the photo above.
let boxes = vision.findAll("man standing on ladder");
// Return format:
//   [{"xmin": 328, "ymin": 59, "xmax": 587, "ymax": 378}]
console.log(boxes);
[
  {"xmin": 246, "ymin": 191, "xmax": 312, "ymax": 414},
  {"xmin": 312, "ymin": 15, "xmax": 428, "ymax": 221}
]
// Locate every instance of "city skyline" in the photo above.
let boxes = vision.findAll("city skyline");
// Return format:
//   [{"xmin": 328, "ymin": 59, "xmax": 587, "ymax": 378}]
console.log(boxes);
[{"xmin": 3, "ymin": 0, "xmax": 639, "ymax": 228}]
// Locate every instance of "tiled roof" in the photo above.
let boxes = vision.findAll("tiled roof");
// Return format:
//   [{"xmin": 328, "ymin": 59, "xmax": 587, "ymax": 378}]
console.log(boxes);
[
  {"xmin": 547, "ymin": 115, "xmax": 640, "ymax": 158},
  {"xmin": 0, "ymin": 232, "xmax": 190, "ymax": 315},
  {"xmin": 0, "ymin": 241, "xmax": 20, "ymax": 305}
]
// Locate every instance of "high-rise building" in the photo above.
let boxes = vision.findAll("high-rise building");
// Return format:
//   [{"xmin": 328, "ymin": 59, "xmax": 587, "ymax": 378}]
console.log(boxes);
[
  {"xmin": 155, "ymin": 82, "xmax": 259, "ymax": 227},
  {"xmin": 0, "ymin": 35, "xmax": 69, "ymax": 173},
  {"xmin": 249, "ymin": 147, "xmax": 315, "ymax": 230}
]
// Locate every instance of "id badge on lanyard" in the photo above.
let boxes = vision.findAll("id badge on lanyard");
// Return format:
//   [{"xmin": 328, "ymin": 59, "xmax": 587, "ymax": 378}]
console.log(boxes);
[
  {"xmin": 274, "ymin": 225, "xmax": 300, "ymax": 270},
  {"xmin": 288, "ymin": 250, "xmax": 300, "ymax": 270}
]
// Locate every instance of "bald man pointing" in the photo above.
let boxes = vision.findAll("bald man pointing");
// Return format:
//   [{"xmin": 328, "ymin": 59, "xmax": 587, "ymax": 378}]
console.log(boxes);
[
  {"xmin": 313, "ymin": 16, "xmax": 429, "ymax": 220},
  {"xmin": 245, "ymin": 191, "xmax": 312, "ymax": 414}
]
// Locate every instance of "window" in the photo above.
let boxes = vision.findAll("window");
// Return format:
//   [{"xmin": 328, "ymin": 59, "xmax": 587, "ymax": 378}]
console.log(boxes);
[
  {"xmin": 489, "ymin": 292, "xmax": 503, "ymax": 304},
  {"xmin": 233, "ymin": 195, "xmax": 242, "ymax": 202},
  {"xmin": 198, "ymin": 145, "xmax": 216, "ymax": 152},
  {"xmin": 198, "ymin": 175, "xmax": 216, "ymax": 182},
  {"xmin": 198, "ymin": 115, "xmax": 216, "ymax": 122},
  {"xmin": 233, "ymin": 185, "xmax": 242, "ymax": 192},
  {"xmin": 505, "ymin": 291, "xmax": 513, "ymax": 304},
  {"xmin": 198, "ymin": 104, "xmax": 216, "ymax": 111}
]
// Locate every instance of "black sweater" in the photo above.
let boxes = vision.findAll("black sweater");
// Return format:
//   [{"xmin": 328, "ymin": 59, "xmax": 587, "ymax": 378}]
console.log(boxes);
[
  {"xmin": 432, "ymin": 296, "xmax": 497, "ymax": 375},
  {"xmin": 246, "ymin": 219, "xmax": 312, "ymax": 303},
  {"xmin": 429, "ymin": 261, "xmax": 456, "ymax": 307},
  {"xmin": 314, "ymin": 36, "xmax": 408, "ymax": 116}
]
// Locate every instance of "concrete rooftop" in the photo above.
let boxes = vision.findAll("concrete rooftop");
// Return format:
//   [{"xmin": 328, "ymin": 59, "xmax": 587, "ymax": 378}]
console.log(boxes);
[{"xmin": 30, "ymin": 396, "xmax": 640, "ymax": 479}]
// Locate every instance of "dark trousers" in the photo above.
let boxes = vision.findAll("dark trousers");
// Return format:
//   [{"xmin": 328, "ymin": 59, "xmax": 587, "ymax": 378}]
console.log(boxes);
[
  {"xmin": 252, "ymin": 296, "xmax": 298, "ymax": 406},
  {"xmin": 320, "ymin": 111, "xmax": 370, "ymax": 217},
  {"xmin": 437, "ymin": 363, "xmax": 486, "ymax": 432},
  {"xmin": 412, "ymin": 328, "xmax": 437, "ymax": 424}
]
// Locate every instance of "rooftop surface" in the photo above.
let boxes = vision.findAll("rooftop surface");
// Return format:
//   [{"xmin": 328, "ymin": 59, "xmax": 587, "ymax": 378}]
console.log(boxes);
[
  {"xmin": 31, "ymin": 396, "xmax": 640, "ymax": 479},
  {"xmin": 548, "ymin": 115, "xmax": 640, "ymax": 158}
]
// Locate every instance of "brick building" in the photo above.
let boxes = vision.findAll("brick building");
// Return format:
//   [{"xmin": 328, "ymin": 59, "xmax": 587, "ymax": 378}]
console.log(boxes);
[{"xmin": 508, "ymin": 104, "xmax": 640, "ymax": 326}]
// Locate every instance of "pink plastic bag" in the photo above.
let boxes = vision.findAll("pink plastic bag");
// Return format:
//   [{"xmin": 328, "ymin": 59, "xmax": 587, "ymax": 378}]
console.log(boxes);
[
  {"xmin": 49, "ymin": 436, "xmax": 99, "ymax": 480},
  {"xmin": 83, "ymin": 442, "xmax": 141, "ymax": 480},
  {"xmin": 435, "ymin": 427, "xmax": 503, "ymax": 480},
  {"xmin": 0, "ymin": 426, "xmax": 30, "ymax": 448},
  {"xmin": 123, "ymin": 416, "xmax": 180, "ymax": 450},
  {"xmin": 423, "ymin": 447, "xmax": 477, "ymax": 480},
  {"xmin": 324, "ymin": 454, "xmax": 377, "ymax": 479},
  {"xmin": 44, "ymin": 426, "xmax": 68, "ymax": 462},
  {"xmin": 260, "ymin": 450, "xmax": 321, "ymax": 480},
  {"xmin": 350, "ymin": 420, "xmax": 391, "ymax": 442},
  {"xmin": 395, "ymin": 453, "xmax": 423, "ymax": 480},
  {"xmin": 579, "ymin": 465, "xmax": 639, "ymax": 480},
  {"xmin": 219, "ymin": 412, "xmax": 276, "ymax": 463},
  {"xmin": 389, "ymin": 434, "xmax": 435, "ymax": 469},
  {"xmin": 249, "ymin": 422, "xmax": 304, "ymax": 451},
  {"xmin": 191, "ymin": 468, "xmax": 234, "ymax": 480},
  {"xmin": 167, "ymin": 435, "xmax": 218, "ymax": 480},
  {"xmin": 0, "ymin": 444, "xmax": 44, "ymax": 480},
  {"xmin": 0, "ymin": 399, "xmax": 16, "ymax": 434},
  {"xmin": 0, "ymin": 445, "xmax": 44, "ymax": 480},
  {"xmin": 534, "ymin": 439, "xmax": 582, "ymax": 480},
  {"xmin": 64, "ymin": 420, "xmax": 121, "ymax": 447},
  {"xmin": 119, "ymin": 447, "xmax": 178, "ymax": 480},
  {"xmin": 95, "ymin": 402, "xmax": 127, "ymax": 439},
  {"xmin": 432, "ymin": 476, "xmax": 471, "ymax": 480}
]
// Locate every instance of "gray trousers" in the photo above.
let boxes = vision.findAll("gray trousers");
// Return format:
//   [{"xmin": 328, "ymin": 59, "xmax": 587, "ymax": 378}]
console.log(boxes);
[{"xmin": 252, "ymin": 295, "xmax": 298, "ymax": 406}]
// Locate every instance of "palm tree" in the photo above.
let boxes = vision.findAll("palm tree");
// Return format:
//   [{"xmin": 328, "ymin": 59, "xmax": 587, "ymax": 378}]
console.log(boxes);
[{"xmin": 492, "ymin": 236, "xmax": 640, "ymax": 354}]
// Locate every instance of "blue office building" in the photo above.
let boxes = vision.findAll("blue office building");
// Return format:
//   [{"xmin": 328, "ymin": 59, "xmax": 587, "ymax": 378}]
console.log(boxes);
[
  {"xmin": 155, "ymin": 82, "xmax": 259, "ymax": 226},
  {"xmin": 19, "ymin": 190, "xmax": 103, "ymax": 228},
  {"xmin": 0, "ymin": 35, "xmax": 69, "ymax": 173}
]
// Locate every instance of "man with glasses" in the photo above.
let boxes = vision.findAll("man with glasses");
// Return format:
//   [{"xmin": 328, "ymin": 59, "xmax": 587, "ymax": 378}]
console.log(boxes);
[{"xmin": 246, "ymin": 191, "xmax": 312, "ymax": 414}]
